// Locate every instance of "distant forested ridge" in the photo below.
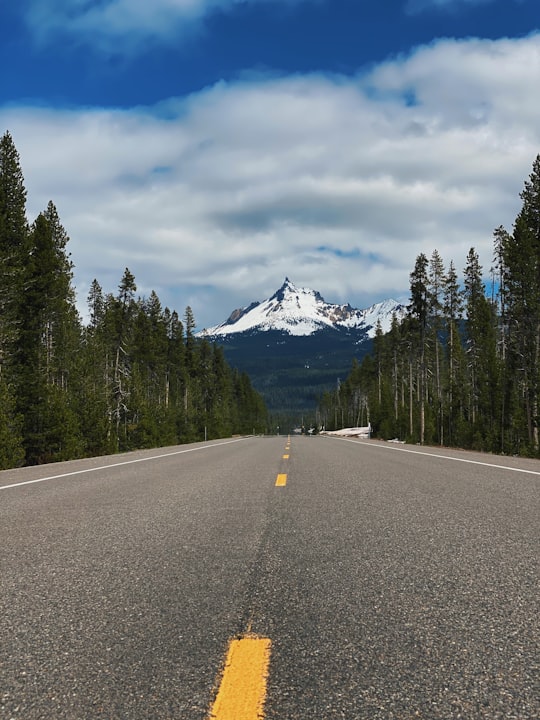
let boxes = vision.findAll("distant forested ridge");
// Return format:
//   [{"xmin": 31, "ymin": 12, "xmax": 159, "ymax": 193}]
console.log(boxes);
[
  {"xmin": 320, "ymin": 154, "xmax": 540, "ymax": 457},
  {"xmin": 0, "ymin": 131, "xmax": 267, "ymax": 468}
]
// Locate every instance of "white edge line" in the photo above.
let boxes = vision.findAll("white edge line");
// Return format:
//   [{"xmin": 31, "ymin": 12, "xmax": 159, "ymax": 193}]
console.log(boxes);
[
  {"xmin": 328, "ymin": 436, "xmax": 540, "ymax": 477},
  {"xmin": 0, "ymin": 438, "xmax": 249, "ymax": 491}
]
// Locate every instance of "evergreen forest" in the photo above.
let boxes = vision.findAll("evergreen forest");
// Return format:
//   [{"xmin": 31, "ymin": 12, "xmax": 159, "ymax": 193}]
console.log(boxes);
[
  {"xmin": 0, "ymin": 131, "xmax": 267, "ymax": 469},
  {"xmin": 319, "ymin": 155, "xmax": 540, "ymax": 457}
]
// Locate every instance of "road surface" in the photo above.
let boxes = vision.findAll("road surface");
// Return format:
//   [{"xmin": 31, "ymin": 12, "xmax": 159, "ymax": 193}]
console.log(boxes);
[{"xmin": 1, "ymin": 436, "xmax": 538, "ymax": 718}]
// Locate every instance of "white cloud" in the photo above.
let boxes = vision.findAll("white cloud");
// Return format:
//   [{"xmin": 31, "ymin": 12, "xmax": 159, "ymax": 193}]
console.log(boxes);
[
  {"xmin": 24, "ymin": 0, "xmax": 307, "ymax": 50},
  {"xmin": 1, "ymin": 34, "xmax": 539, "ymax": 327}
]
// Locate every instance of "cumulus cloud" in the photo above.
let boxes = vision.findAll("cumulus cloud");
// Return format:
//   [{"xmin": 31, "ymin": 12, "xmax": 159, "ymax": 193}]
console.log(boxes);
[{"xmin": 1, "ymin": 34, "xmax": 539, "ymax": 327}]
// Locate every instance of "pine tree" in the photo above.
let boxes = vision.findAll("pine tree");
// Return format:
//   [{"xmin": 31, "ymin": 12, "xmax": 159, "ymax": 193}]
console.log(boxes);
[
  {"xmin": 499, "ymin": 157, "xmax": 540, "ymax": 453},
  {"xmin": 461, "ymin": 249, "xmax": 500, "ymax": 450},
  {"xmin": 129, "ymin": 292, "xmax": 176, "ymax": 448},
  {"xmin": 184, "ymin": 305, "xmax": 196, "ymax": 368},
  {"xmin": 388, "ymin": 313, "xmax": 404, "ymax": 434},
  {"xmin": 87, "ymin": 278, "xmax": 105, "ymax": 329},
  {"xmin": 15, "ymin": 206, "xmax": 83, "ymax": 463},
  {"xmin": 503, "ymin": 211, "xmax": 540, "ymax": 452},
  {"xmin": 0, "ymin": 377, "xmax": 24, "ymax": 469},
  {"xmin": 443, "ymin": 260, "xmax": 464, "ymax": 445},
  {"xmin": 111, "ymin": 268, "xmax": 137, "ymax": 449},
  {"xmin": 0, "ymin": 131, "xmax": 29, "ymax": 381},
  {"xmin": 165, "ymin": 308, "xmax": 186, "ymax": 429},
  {"xmin": 76, "ymin": 280, "xmax": 111, "ymax": 456},
  {"xmin": 428, "ymin": 249, "xmax": 445, "ymax": 443},
  {"xmin": 182, "ymin": 305, "xmax": 199, "ymax": 439},
  {"xmin": 519, "ymin": 155, "xmax": 540, "ymax": 243},
  {"xmin": 407, "ymin": 253, "xmax": 429, "ymax": 443}
]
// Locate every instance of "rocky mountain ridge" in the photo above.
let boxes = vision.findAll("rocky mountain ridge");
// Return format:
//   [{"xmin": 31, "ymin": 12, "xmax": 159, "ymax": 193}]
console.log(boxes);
[{"xmin": 201, "ymin": 278, "xmax": 404, "ymax": 339}]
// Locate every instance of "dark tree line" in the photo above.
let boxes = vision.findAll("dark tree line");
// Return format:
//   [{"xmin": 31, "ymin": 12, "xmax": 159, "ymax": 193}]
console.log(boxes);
[
  {"xmin": 0, "ymin": 131, "xmax": 267, "ymax": 468},
  {"xmin": 320, "ymin": 154, "xmax": 540, "ymax": 457}
]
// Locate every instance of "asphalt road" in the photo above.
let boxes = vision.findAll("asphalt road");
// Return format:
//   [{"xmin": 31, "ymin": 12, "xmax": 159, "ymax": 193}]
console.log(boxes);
[{"xmin": 1, "ymin": 436, "xmax": 538, "ymax": 719}]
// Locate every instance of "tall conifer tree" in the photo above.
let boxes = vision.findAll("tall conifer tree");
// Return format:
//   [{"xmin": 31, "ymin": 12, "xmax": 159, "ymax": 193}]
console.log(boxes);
[
  {"xmin": 408, "ymin": 253, "xmax": 429, "ymax": 443},
  {"xmin": 0, "ymin": 131, "xmax": 29, "ymax": 379},
  {"xmin": 16, "ymin": 206, "xmax": 82, "ymax": 463}
]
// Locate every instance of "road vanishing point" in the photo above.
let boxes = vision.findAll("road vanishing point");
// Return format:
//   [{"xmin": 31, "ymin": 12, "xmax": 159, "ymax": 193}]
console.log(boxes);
[{"xmin": 1, "ymin": 435, "xmax": 538, "ymax": 719}]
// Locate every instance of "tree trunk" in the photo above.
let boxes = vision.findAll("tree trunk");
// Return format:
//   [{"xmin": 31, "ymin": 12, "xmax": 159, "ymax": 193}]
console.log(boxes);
[{"xmin": 409, "ymin": 360, "xmax": 413, "ymax": 437}]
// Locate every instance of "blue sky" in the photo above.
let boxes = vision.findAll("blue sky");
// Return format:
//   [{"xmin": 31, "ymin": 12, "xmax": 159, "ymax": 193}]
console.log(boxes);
[{"xmin": 1, "ymin": 0, "xmax": 539, "ymax": 327}]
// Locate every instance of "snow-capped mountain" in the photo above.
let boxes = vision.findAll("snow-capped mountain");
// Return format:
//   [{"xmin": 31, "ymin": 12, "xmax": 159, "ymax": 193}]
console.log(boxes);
[{"xmin": 201, "ymin": 278, "xmax": 404, "ymax": 338}]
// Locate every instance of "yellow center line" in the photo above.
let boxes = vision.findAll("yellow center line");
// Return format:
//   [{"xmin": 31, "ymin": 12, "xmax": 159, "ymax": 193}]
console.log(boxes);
[
  {"xmin": 208, "ymin": 636, "xmax": 271, "ymax": 720},
  {"xmin": 275, "ymin": 473, "xmax": 287, "ymax": 486},
  {"xmin": 282, "ymin": 454, "xmax": 289, "ymax": 459}
]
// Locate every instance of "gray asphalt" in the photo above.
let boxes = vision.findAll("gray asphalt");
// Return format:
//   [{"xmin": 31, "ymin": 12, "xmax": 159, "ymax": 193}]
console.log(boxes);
[{"xmin": 1, "ymin": 436, "xmax": 538, "ymax": 719}]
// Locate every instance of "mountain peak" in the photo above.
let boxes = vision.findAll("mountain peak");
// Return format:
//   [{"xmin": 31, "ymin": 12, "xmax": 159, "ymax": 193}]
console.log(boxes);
[
  {"xmin": 200, "ymin": 280, "xmax": 405, "ymax": 338},
  {"xmin": 273, "ymin": 277, "xmax": 294, "ymax": 302}
]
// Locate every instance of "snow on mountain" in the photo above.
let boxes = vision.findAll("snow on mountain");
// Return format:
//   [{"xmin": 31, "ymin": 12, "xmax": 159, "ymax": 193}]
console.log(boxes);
[
  {"xmin": 200, "ymin": 278, "xmax": 404, "ymax": 338},
  {"xmin": 358, "ymin": 298, "xmax": 406, "ymax": 338}
]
